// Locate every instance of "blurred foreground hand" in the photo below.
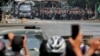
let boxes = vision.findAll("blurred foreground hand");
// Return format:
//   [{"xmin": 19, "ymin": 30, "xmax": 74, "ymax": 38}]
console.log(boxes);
[
  {"xmin": 85, "ymin": 37, "xmax": 100, "ymax": 56},
  {"xmin": 68, "ymin": 32, "xmax": 83, "ymax": 56}
]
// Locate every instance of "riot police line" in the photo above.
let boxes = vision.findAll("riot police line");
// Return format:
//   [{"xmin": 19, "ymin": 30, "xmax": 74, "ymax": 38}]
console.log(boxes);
[
  {"xmin": 38, "ymin": 8, "xmax": 95, "ymax": 20},
  {"xmin": 0, "ymin": 7, "xmax": 95, "ymax": 20}
]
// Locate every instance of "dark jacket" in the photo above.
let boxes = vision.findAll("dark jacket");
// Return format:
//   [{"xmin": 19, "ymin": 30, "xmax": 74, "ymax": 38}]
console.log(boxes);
[{"xmin": 11, "ymin": 36, "xmax": 24, "ymax": 52}]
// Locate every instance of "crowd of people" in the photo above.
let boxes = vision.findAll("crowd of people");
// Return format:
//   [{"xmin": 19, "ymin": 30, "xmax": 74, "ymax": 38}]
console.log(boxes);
[
  {"xmin": 0, "ymin": 0, "xmax": 97, "ymax": 21},
  {"xmin": 0, "ymin": 5, "xmax": 95, "ymax": 21},
  {"xmin": 39, "ymin": 32, "xmax": 100, "ymax": 56},
  {"xmin": 39, "ymin": 8, "xmax": 95, "ymax": 20},
  {"xmin": 0, "ymin": 29, "xmax": 99, "ymax": 56},
  {"xmin": 65, "ymin": 8, "xmax": 94, "ymax": 20}
]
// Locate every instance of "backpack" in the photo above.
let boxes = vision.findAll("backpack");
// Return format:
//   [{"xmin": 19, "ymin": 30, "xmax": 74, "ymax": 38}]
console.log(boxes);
[{"xmin": 11, "ymin": 36, "xmax": 24, "ymax": 52}]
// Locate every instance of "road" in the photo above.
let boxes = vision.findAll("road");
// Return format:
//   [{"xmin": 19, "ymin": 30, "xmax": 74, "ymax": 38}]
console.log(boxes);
[{"xmin": 0, "ymin": 20, "xmax": 100, "ymax": 37}]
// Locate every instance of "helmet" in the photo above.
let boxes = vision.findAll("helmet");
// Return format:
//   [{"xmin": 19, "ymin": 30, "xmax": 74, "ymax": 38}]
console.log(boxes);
[{"xmin": 46, "ymin": 36, "xmax": 66, "ymax": 53}]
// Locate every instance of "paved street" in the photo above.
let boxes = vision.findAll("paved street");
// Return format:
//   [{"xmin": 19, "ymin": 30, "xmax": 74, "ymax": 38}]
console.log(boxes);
[
  {"xmin": 0, "ymin": 20, "xmax": 100, "ymax": 37},
  {"xmin": 36, "ymin": 22, "xmax": 100, "ymax": 37}
]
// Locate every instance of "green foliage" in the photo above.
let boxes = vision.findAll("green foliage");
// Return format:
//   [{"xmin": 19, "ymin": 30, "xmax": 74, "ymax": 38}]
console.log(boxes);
[
  {"xmin": 67, "ymin": 0, "xmax": 86, "ymax": 8},
  {"xmin": 97, "ymin": 5, "xmax": 100, "ymax": 13},
  {"xmin": 67, "ymin": 0, "xmax": 100, "ymax": 10},
  {"xmin": 0, "ymin": 0, "xmax": 3, "ymax": 2}
]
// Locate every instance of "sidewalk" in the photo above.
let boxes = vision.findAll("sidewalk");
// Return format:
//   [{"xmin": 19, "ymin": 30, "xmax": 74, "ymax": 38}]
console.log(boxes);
[{"xmin": 0, "ymin": 18, "xmax": 100, "ymax": 25}]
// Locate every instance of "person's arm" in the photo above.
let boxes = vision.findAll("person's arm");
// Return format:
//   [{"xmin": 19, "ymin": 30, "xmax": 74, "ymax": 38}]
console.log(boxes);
[
  {"xmin": 69, "ymin": 38, "xmax": 83, "ymax": 56},
  {"xmin": 23, "ymin": 35, "xmax": 30, "ymax": 56},
  {"xmin": 8, "ymin": 33, "xmax": 14, "ymax": 47},
  {"xmin": 85, "ymin": 38, "xmax": 100, "ymax": 56},
  {"xmin": 73, "ymin": 47, "xmax": 83, "ymax": 56},
  {"xmin": 68, "ymin": 32, "xmax": 83, "ymax": 56}
]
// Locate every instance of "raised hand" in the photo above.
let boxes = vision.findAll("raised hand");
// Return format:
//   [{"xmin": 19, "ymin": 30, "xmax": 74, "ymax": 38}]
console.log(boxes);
[
  {"xmin": 68, "ymin": 32, "xmax": 83, "ymax": 56},
  {"xmin": 85, "ymin": 38, "xmax": 100, "ymax": 56}
]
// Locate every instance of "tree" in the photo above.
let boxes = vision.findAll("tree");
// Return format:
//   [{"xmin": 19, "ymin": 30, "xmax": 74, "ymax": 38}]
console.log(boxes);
[
  {"xmin": 67, "ymin": 0, "xmax": 86, "ymax": 9},
  {"xmin": 0, "ymin": 0, "xmax": 3, "ymax": 6},
  {"xmin": 67, "ymin": 0, "xmax": 100, "ymax": 10}
]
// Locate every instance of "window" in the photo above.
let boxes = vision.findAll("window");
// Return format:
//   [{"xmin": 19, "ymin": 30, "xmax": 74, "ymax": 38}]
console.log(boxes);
[{"xmin": 19, "ymin": 4, "xmax": 31, "ymax": 11}]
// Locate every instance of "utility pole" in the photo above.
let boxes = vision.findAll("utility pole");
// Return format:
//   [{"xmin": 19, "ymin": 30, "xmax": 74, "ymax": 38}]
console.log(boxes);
[
  {"xmin": 85, "ymin": 0, "xmax": 88, "ymax": 9},
  {"xmin": 94, "ymin": 3, "xmax": 97, "ymax": 19}
]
